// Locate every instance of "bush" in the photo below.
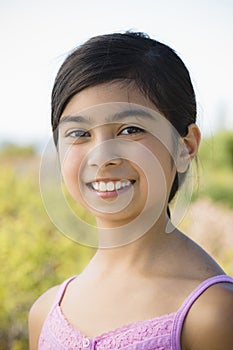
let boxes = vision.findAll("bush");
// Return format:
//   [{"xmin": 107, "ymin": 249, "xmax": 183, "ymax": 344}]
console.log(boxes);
[
  {"xmin": 196, "ymin": 130, "xmax": 233, "ymax": 207},
  {"xmin": 0, "ymin": 144, "xmax": 36, "ymax": 158},
  {"xmin": 0, "ymin": 165, "xmax": 94, "ymax": 349}
]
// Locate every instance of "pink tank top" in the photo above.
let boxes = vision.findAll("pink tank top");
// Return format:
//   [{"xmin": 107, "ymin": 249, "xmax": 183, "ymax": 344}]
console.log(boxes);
[{"xmin": 38, "ymin": 274, "xmax": 233, "ymax": 350}]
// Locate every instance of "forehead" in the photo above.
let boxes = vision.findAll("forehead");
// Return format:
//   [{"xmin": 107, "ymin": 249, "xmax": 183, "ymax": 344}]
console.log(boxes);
[{"xmin": 60, "ymin": 82, "xmax": 160, "ymax": 117}]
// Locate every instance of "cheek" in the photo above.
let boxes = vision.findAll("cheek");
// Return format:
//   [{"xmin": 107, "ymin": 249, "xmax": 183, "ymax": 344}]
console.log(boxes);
[
  {"xmin": 139, "ymin": 139, "xmax": 175, "ymax": 194},
  {"xmin": 59, "ymin": 148, "xmax": 84, "ymax": 200}
]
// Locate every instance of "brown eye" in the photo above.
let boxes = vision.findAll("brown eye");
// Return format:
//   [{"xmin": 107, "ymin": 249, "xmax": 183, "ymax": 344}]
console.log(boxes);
[
  {"xmin": 66, "ymin": 129, "xmax": 90, "ymax": 138},
  {"xmin": 119, "ymin": 126, "xmax": 145, "ymax": 135}
]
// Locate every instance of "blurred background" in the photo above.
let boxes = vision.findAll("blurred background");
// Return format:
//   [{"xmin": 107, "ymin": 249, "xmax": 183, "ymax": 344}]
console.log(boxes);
[{"xmin": 0, "ymin": 0, "xmax": 233, "ymax": 349}]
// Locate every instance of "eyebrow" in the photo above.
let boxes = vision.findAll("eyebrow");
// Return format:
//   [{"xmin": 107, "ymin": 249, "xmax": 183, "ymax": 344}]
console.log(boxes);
[
  {"xmin": 59, "ymin": 115, "xmax": 90, "ymax": 125},
  {"xmin": 59, "ymin": 108, "xmax": 156, "ymax": 125}
]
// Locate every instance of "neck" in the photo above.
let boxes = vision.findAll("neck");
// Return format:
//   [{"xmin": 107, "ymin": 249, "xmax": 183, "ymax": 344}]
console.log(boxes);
[
  {"xmin": 95, "ymin": 205, "xmax": 172, "ymax": 247},
  {"xmin": 86, "ymin": 213, "xmax": 176, "ymax": 276}
]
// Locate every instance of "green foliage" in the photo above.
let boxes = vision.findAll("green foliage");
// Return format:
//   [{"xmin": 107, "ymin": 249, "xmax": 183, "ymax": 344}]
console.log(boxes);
[
  {"xmin": 199, "ymin": 130, "xmax": 233, "ymax": 169},
  {"xmin": 195, "ymin": 130, "xmax": 233, "ymax": 207},
  {"xmin": 0, "ymin": 143, "xmax": 36, "ymax": 158},
  {"xmin": 0, "ymin": 161, "xmax": 94, "ymax": 349}
]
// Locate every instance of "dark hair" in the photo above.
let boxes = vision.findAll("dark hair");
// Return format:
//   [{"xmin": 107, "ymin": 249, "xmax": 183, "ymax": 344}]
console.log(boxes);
[{"xmin": 51, "ymin": 31, "xmax": 197, "ymax": 205}]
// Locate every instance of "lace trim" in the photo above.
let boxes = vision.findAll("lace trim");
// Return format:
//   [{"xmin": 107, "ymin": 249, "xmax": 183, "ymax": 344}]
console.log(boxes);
[{"xmin": 39, "ymin": 305, "xmax": 176, "ymax": 349}]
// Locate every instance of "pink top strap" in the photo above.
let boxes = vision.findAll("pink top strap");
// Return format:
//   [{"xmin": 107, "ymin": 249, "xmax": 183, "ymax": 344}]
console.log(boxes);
[
  {"xmin": 171, "ymin": 274, "xmax": 233, "ymax": 350},
  {"xmin": 51, "ymin": 275, "xmax": 77, "ymax": 309}
]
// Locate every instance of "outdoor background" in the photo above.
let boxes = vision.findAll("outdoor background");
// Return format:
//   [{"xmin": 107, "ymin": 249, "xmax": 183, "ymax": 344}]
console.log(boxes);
[{"xmin": 0, "ymin": 1, "xmax": 233, "ymax": 349}]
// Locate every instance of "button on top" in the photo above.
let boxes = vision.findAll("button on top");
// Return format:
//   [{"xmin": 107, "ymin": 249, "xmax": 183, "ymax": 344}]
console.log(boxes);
[{"xmin": 83, "ymin": 337, "xmax": 90, "ymax": 348}]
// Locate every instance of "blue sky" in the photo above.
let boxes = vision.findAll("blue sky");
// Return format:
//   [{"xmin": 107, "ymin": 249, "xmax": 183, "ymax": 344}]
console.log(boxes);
[{"xmin": 0, "ymin": 0, "xmax": 232, "ymax": 144}]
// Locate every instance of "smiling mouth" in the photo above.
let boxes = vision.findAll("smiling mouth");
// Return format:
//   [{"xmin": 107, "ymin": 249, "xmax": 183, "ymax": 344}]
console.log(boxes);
[{"xmin": 86, "ymin": 179, "xmax": 136, "ymax": 193}]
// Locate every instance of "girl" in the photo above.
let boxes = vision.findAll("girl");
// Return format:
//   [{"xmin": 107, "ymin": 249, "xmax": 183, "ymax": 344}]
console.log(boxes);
[{"xmin": 29, "ymin": 32, "xmax": 233, "ymax": 350}]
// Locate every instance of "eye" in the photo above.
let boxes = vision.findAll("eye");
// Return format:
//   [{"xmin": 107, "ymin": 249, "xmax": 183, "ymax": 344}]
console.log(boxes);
[
  {"xmin": 66, "ymin": 129, "xmax": 90, "ymax": 138},
  {"xmin": 119, "ymin": 126, "xmax": 145, "ymax": 135}
]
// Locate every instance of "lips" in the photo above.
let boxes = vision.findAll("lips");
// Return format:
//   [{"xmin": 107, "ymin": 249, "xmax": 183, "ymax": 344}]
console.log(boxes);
[{"xmin": 86, "ymin": 179, "xmax": 135, "ymax": 193}]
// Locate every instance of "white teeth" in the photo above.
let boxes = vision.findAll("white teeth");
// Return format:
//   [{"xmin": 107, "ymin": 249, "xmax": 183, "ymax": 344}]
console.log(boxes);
[
  {"xmin": 99, "ymin": 181, "xmax": 107, "ymax": 191},
  {"xmin": 106, "ymin": 181, "xmax": 114, "ymax": 191},
  {"xmin": 115, "ymin": 181, "xmax": 121, "ymax": 190},
  {"xmin": 92, "ymin": 182, "xmax": 99, "ymax": 191},
  {"xmin": 90, "ymin": 180, "xmax": 133, "ymax": 192}
]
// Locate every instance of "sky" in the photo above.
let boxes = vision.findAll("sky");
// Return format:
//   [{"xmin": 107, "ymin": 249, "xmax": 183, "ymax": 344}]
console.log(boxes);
[{"xmin": 0, "ymin": 0, "xmax": 233, "ymax": 145}]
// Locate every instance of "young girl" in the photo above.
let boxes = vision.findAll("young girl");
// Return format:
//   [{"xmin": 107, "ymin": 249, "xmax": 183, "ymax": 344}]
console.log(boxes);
[{"xmin": 29, "ymin": 32, "xmax": 233, "ymax": 350}]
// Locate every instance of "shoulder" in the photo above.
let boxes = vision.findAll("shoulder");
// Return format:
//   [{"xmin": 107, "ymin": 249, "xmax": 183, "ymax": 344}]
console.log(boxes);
[
  {"xmin": 183, "ymin": 281, "xmax": 233, "ymax": 350},
  {"xmin": 172, "ymin": 231, "xmax": 225, "ymax": 280},
  {"xmin": 28, "ymin": 285, "xmax": 60, "ymax": 350}
]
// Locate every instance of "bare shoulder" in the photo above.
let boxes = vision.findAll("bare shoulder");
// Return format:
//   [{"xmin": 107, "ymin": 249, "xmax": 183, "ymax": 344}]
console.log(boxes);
[
  {"xmin": 183, "ymin": 281, "xmax": 233, "ymax": 350},
  {"xmin": 28, "ymin": 285, "xmax": 60, "ymax": 350},
  {"xmin": 177, "ymin": 231, "xmax": 225, "ymax": 277}
]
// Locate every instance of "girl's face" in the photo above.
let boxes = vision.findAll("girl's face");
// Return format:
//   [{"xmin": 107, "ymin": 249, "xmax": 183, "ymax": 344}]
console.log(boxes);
[{"xmin": 58, "ymin": 82, "xmax": 178, "ymax": 229}]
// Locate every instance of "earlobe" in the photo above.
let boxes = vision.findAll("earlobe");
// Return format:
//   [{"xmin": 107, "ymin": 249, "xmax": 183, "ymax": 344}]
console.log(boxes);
[
  {"xmin": 184, "ymin": 123, "xmax": 201, "ymax": 159},
  {"xmin": 176, "ymin": 124, "xmax": 201, "ymax": 173}
]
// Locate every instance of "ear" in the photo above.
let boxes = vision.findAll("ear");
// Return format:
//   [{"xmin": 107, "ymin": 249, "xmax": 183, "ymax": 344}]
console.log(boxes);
[{"xmin": 176, "ymin": 124, "xmax": 201, "ymax": 173}]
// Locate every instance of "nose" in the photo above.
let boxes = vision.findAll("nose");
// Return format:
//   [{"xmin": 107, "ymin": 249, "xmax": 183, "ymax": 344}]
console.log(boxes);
[
  {"xmin": 87, "ymin": 139, "xmax": 123, "ymax": 168},
  {"xmin": 87, "ymin": 150, "xmax": 123, "ymax": 168}
]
